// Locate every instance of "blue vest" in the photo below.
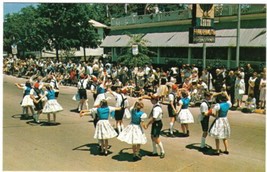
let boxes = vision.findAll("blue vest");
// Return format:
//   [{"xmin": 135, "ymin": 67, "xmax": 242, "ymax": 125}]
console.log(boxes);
[
  {"xmin": 47, "ymin": 90, "xmax": 56, "ymax": 100},
  {"xmin": 25, "ymin": 87, "xmax": 31, "ymax": 96},
  {"xmin": 219, "ymin": 102, "xmax": 230, "ymax": 118},
  {"xmin": 97, "ymin": 107, "xmax": 110, "ymax": 120},
  {"xmin": 131, "ymin": 110, "xmax": 144, "ymax": 125},
  {"xmin": 181, "ymin": 98, "xmax": 190, "ymax": 109},
  {"xmin": 97, "ymin": 86, "xmax": 105, "ymax": 94}
]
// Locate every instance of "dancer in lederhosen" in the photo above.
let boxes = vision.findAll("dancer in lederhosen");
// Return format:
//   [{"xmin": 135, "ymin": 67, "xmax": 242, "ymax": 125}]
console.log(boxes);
[
  {"xmin": 199, "ymin": 91, "xmax": 214, "ymax": 151},
  {"xmin": 176, "ymin": 89, "xmax": 194, "ymax": 137},
  {"xmin": 40, "ymin": 84, "xmax": 63, "ymax": 125},
  {"xmin": 209, "ymin": 91, "xmax": 232, "ymax": 155},
  {"xmin": 109, "ymin": 87, "xmax": 129, "ymax": 134},
  {"xmin": 76, "ymin": 74, "xmax": 89, "ymax": 112},
  {"xmin": 143, "ymin": 94, "xmax": 165, "ymax": 159},
  {"xmin": 30, "ymin": 82, "xmax": 44, "ymax": 123},
  {"xmin": 80, "ymin": 99, "xmax": 120, "ymax": 156},
  {"xmin": 117, "ymin": 100, "xmax": 147, "ymax": 161},
  {"xmin": 167, "ymin": 84, "xmax": 178, "ymax": 137}
]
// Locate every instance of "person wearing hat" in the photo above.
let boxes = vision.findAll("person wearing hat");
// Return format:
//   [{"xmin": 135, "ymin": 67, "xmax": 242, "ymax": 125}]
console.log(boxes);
[
  {"xmin": 209, "ymin": 91, "xmax": 232, "ymax": 155},
  {"xmin": 143, "ymin": 94, "xmax": 165, "ymax": 158},
  {"xmin": 167, "ymin": 84, "xmax": 178, "ymax": 137},
  {"xmin": 80, "ymin": 99, "xmax": 121, "ymax": 156},
  {"xmin": 117, "ymin": 100, "xmax": 148, "ymax": 161},
  {"xmin": 30, "ymin": 82, "xmax": 44, "ymax": 123},
  {"xmin": 109, "ymin": 87, "xmax": 129, "ymax": 134}
]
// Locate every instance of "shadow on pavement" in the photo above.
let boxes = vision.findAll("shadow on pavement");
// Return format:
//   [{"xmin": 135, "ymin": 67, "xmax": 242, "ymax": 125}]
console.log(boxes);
[
  {"xmin": 41, "ymin": 122, "xmax": 61, "ymax": 127},
  {"xmin": 161, "ymin": 129, "xmax": 188, "ymax": 138},
  {"xmin": 112, "ymin": 148, "xmax": 151, "ymax": 162},
  {"xmin": 12, "ymin": 114, "xmax": 33, "ymax": 120},
  {"xmin": 186, "ymin": 143, "xmax": 219, "ymax": 156},
  {"xmin": 72, "ymin": 143, "xmax": 112, "ymax": 156},
  {"xmin": 70, "ymin": 109, "xmax": 79, "ymax": 113}
]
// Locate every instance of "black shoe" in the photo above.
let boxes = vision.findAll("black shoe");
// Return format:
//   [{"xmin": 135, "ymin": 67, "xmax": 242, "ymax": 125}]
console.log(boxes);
[
  {"xmin": 213, "ymin": 151, "xmax": 220, "ymax": 156},
  {"xmin": 186, "ymin": 130, "xmax": 190, "ymax": 136},
  {"xmin": 222, "ymin": 150, "xmax": 229, "ymax": 155},
  {"xmin": 104, "ymin": 150, "xmax": 109, "ymax": 156},
  {"xmin": 149, "ymin": 152, "xmax": 158, "ymax": 156},
  {"xmin": 133, "ymin": 155, "xmax": 141, "ymax": 161},
  {"xmin": 160, "ymin": 152, "xmax": 165, "ymax": 159}
]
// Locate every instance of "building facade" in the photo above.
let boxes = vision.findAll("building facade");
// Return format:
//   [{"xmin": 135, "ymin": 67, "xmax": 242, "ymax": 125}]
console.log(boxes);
[{"xmin": 101, "ymin": 4, "xmax": 266, "ymax": 70}]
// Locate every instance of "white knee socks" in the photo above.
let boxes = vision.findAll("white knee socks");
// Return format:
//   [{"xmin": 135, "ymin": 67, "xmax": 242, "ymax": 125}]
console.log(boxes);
[
  {"xmin": 169, "ymin": 122, "xmax": 174, "ymax": 134},
  {"xmin": 200, "ymin": 137, "xmax": 206, "ymax": 148}
]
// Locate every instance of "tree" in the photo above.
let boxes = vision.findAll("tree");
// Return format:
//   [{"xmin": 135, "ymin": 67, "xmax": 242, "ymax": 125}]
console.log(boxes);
[
  {"xmin": 37, "ymin": 3, "xmax": 101, "ymax": 61},
  {"xmin": 76, "ymin": 4, "xmax": 100, "ymax": 61},
  {"xmin": 117, "ymin": 34, "xmax": 153, "ymax": 68},
  {"xmin": 3, "ymin": 5, "xmax": 42, "ymax": 57}
]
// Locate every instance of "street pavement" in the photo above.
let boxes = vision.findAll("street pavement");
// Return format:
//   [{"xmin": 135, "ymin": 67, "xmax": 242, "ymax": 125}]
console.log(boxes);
[{"xmin": 2, "ymin": 74, "xmax": 266, "ymax": 171}]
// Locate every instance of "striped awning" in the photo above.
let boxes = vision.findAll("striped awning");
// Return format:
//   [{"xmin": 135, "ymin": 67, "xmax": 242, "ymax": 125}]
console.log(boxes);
[{"xmin": 101, "ymin": 28, "xmax": 266, "ymax": 48}]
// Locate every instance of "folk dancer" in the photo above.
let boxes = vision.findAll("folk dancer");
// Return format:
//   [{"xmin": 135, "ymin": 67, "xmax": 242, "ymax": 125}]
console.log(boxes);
[
  {"xmin": 209, "ymin": 91, "xmax": 232, "ymax": 155},
  {"xmin": 117, "ymin": 101, "xmax": 147, "ymax": 161},
  {"xmin": 143, "ymin": 94, "xmax": 165, "ymax": 158},
  {"xmin": 80, "ymin": 99, "xmax": 120, "ymax": 156},
  {"xmin": 176, "ymin": 89, "xmax": 194, "ymax": 137}
]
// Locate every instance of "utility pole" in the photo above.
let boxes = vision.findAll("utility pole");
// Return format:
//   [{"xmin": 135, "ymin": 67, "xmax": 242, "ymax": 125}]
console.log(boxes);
[
  {"xmin": 203, "ymin": 43, "xmax": 206, "ymax": 69},
  {"xmin": 236, "ymin": 4, "xmax": 241, "ymax": 67}
]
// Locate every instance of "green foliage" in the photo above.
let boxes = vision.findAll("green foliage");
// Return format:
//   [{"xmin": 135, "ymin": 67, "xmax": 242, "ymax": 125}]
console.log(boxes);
[{"xmin": 117, "ymin": 34, "xmax": 153, "ymax": 68}]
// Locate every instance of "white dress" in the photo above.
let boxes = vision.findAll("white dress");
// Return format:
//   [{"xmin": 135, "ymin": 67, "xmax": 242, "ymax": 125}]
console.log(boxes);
[
  {"xmin": 117, "ymin": 107, "xmax": 147, "ymax": 145},
  {"xmin": 259, "ymin": 78, "xmax": 266, "ymax": 101},
  {"xmin": 92, "ymin": 107, "xmax": 118, "ymax": 140},
  {"xmin": 21, "ymin": 86, "xmax": 34, "ymax": 107},
  {"xmin": 209, "ymin": 101, "xmax": 232, "ymax": 139},
  {"xmin": 42, "ymin": 90, "xmax": 63, "ymax": 114},
  {"xmin": 177, "ymin": 97, "xmax": 194, "ymax": 124}
]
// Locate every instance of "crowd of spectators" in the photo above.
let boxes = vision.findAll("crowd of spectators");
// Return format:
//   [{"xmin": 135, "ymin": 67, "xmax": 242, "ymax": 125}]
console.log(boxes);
[{"xmin": 3, "ymin": 56, "xmax": 266, "ymax": 111}]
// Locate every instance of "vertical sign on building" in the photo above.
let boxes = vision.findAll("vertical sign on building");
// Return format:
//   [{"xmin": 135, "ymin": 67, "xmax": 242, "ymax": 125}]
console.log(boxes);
[
  {"xmin": 189, "ymin": 4, "xmax": 216, "ymax": 43},
  {"xmin": 132, "ymin": 44, "xmax": 139, "ymax": 55}
]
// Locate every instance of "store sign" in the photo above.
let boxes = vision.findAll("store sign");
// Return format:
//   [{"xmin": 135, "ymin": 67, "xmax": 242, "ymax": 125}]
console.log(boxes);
[
  {"xmin": 132, "ymin": 44, "xmax": 138, "ymax": 55},
  {"xmin": 11, "ymin": 44, "xmax": 17, "ymax": 55},
  {"xmin": 189, "ymin": 27, "xmax": 216, "ymax": 43},
  {"xmin": 189, "ymin": 4, "xmax": 215, "ymax": 43}
]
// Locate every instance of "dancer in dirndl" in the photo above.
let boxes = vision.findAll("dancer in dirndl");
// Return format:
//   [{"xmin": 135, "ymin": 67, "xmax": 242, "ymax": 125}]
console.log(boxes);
[
  {"xmin": 117, "ymin": 101, "xmax": 147, "ymax": 161},
  {"xmin": 40, "ymin": 84, "xmax": 63, "ymax": 124},
  {"xmin": 176, "ymin": 89, "xmax": 194, "ymax": 137},
  {"xmin": 15, "ymin": 81, "xmax": 35, "ymax": 119},
  {"xmin": 81, "ymin": 99, "xmax": 120, "ymax": 156},
  {"xmin": 209, "ymin": 91, "xmax": 232, "ymax": 155}
]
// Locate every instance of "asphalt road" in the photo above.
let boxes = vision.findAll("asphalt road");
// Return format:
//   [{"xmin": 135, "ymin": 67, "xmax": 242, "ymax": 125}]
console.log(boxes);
[{"xmin": 3, "ymin": 74, "xmax": 266, "ymax": 171}]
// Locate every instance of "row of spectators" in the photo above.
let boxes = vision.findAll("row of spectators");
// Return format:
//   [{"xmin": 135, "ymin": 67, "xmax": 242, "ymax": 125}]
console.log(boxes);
[{"xmin": 3, "ymin": 56, "xmax": 266, "ymax": 111}]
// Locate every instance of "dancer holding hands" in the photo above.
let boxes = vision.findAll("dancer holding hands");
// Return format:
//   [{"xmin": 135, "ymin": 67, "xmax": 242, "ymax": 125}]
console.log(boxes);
[{"xmin": 117, "ymin": 100, "xmax": 147, "ymax": 161}]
